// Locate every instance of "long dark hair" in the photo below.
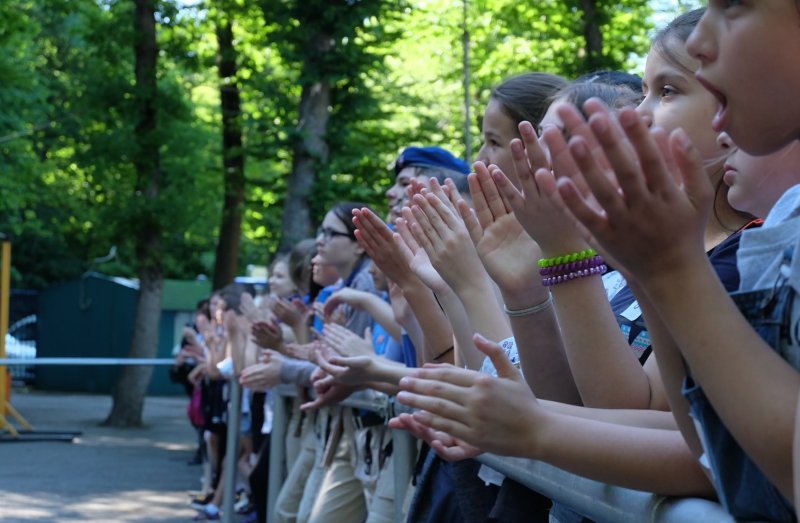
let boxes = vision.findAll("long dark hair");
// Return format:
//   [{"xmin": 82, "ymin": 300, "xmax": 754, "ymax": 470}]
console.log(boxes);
[{"xmin": 490, "ymin": 72, "xmax": 569, "ymax": 128}]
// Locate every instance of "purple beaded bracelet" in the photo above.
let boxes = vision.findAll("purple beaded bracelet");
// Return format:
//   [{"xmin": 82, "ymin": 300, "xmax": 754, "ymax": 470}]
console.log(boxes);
[
  {"xmin": 542, "ymin": 264, "xmax": 608, "ymax": 287},
  {"xmin": 539, "ymin": 255, "xmax": 605, "ymax": 277}
]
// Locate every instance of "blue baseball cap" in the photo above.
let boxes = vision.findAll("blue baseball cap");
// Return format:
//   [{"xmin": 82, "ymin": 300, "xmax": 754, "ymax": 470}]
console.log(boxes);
[{"xmin": 394, "ymin": 146, "xmax": 470, "ymax": 176}]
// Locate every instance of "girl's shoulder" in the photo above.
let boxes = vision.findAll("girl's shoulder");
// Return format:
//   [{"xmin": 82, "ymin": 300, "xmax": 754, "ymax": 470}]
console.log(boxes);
[{"xmin": 349, "ymin": 265, "xmax": 376, "ymax": 293}]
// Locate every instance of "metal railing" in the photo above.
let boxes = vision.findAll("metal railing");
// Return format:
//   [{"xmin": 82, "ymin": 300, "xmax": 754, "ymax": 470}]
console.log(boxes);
[{"xmin": 267, "ymin": 386, "xmax": 734, "ymax": 523}]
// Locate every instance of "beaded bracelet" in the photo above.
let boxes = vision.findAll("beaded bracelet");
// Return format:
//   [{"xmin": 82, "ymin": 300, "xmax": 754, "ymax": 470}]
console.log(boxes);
[
  {"xmin": 503, "ymin": 293, "xmax": 553, "ymax": 317},
  {"xmin": 539, "ymin": 255, "xmax": 605, "ymax": 277},
  {"xmin": 538, "ymin": 248, "xmax": 596, "ymax": 268},
  {"xmin": 542, "ymin": 264, "xmax": 608, "ymax": 287}
]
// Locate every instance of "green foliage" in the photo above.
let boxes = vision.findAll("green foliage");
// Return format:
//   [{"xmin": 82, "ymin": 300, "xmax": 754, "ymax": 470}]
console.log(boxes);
[{"xmin": 0, "ymin": 0, "xmax": 687, "ymax": 289}]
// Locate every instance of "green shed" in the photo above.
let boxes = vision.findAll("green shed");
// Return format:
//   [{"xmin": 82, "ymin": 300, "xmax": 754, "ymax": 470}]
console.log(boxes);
[{"xmin": 36, "ymin": 272, "xmax": 211, "ymax": 395}]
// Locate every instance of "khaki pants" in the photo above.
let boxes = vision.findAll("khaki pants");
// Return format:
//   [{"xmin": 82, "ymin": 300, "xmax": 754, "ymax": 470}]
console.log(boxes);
[
  {"xmin": 274, "ymin": 408, "xmax": 315, "ymax": 523},
  {"xmin": 297, "ymin": 408, "xmax": 366, "ymax": 523}
]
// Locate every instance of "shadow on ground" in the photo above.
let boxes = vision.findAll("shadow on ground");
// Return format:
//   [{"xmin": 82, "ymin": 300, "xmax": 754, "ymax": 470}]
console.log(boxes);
[{"xmin": 0, "ymin": 391, "xmax": 201, "ymax": 522}]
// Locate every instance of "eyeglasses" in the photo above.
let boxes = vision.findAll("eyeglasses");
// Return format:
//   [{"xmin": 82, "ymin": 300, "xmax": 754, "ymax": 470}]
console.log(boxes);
[{"xmin": 316, "ymin": 226, "xmax": 353, "ymax": 242}]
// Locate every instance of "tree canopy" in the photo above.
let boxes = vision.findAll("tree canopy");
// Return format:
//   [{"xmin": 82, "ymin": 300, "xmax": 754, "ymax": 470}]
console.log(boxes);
[{"xmin": 1, "ymin": 0, "xmax": 698, "ymax": 289}]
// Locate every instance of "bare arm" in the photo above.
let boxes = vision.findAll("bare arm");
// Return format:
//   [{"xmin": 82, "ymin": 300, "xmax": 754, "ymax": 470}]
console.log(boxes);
[
  {"xmin": 466, "ymin": 166, "xmax": 580, "ymax": 402},
  {"xmin": 395, "ymin": 334, "xmax": 713, "ymax": 497},
  {"xmin": 558, "ymin": 102, "xmax": 798, "ymax": 498}
]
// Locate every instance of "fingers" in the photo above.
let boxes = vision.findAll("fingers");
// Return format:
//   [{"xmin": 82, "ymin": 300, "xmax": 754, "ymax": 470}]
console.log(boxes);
[
  {"xmin": 556, "ymin": 175, "xmax": 609, "ymax": 236},
  {"xmin": 473, "ymin": 333, "xmax": 522, "ymax": 382},
  {"xmin": 588, "ymin": 109, "xmax": 650, "ymax": 202},
  {"xmin": 519, "ymin": 121, "xmax": 549, "ymax": 173},
  {"xmin": 468, "ymin": 167, "xmax": 493, "ymax": 231},
  {"xmin": 403, "ymin": 206, "xmax": 435, "ymax": 254},
  {"xmin": 394, "ymin": 215, "xmax": 420, "ymax": 254},
  {"xmin": 568, "ymin": 136, "xmax": 627, "ymax": 218},
  {"xmin": 398, "ymin": 371, "xmax": 477, "ymax": 402},
  {"xmin": 402, "ymin": 365, "xmax": 479, "ymax": 388},
  {"xmin": 670, "ymin": 128, "xmax": 714, "ymax": 208},
  {"xmin": 458, "ymin": 198, "xmax": 482, "ymax": 246},
  {"xmin": 476, "ymin": 164, "xmax": 512, "ymax": 218}
]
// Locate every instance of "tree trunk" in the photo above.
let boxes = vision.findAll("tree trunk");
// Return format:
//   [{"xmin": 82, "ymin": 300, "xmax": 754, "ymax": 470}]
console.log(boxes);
[
  {"xmin": 277, "ymin": 33, "xmax": 333, "ymax": 254},
  {"xmin": 104, "ymin": 0, "xmax": 162, "ymax": 428},
  {"xmin": 212, "ymin": 17, "xmax": 246, "ymax": 290},
  {"xmin": 579, "ymin": 0, "xmax": 604, "ymax": 72}
]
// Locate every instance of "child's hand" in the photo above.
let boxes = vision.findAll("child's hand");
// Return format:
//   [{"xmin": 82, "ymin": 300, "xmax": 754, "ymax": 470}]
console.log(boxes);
[
  {"xmin": 389, "ymin": 412, "xmax": 482, "ymax": 462},
  {"xmin": 321, "ymin": 323, "xmax": 374, "ymax": 358},
  {"xmin": 464, "ymin": 165, "xmax": 544, "ymax": 299},
  {"xmin": 353, "ymin": 208, "xmax": 416, "ymax": 288},
  {"xmin": 239, "ymin": 350, "xmax": 285, "ymax": 390},
  {"xmin": 488, "ymin": 120, "xmax": 591, "ymax": 258},
  {"xmin": 556, "ymin": 102, "xmax": 712, "ymax": 283},
  {"xmin": 403, "ymin": 178, "xmax": 488, "ymax": 295},
  {"xmin": 395, "ymin": 333, "xmax": 541, "ymax": 457},
  {"xmin": 315, "ymin": 345, "xmax": 379, "ymax": 386},
  {"xmin": 323, "ymin": 288, "xmax": 367, "ymax": 318},
  {"xmin": 273, "ymin": 297, "xmax": 307, "ymax": 328},
  {"xmin": 252, "ymin": 319, "xmax": 283, "ymax": 350},
  {"xmin": 393, "ymin": 214, "xmax": 449, "ymax": 294}
]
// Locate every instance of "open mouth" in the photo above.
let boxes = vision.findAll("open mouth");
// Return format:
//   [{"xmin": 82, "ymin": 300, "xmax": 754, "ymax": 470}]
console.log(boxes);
[{"xmin": 696, "ymin": 74, "xmax": 728, "ymax": 132}]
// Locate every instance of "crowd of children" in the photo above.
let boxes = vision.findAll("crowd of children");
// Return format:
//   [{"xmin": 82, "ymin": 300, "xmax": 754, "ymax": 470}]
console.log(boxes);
[{"xmin": 174, "ymin": 3, "xmax": 800, "ymax": 521}]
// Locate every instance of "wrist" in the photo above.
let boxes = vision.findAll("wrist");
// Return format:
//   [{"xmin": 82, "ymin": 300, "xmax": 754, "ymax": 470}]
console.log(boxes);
[
  {"xmin": 637, "ymin": 251, "xmax": 710, "ymax": 298},
  {"xmin": 500, "ymin": 285, "xmax": 549, "ymax": 311},
  {"xmin": 538, "ymin": 240, "xmax": 592, "ymax": 261}
]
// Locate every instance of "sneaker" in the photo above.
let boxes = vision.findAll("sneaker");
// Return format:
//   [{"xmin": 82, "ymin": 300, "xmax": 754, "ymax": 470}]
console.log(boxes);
[
  {"xmin": 189, "ymin": 492, "xmax": 213, "ymax": 511},
  {"xmin": 233, "ymin": 492, "xmax": 251, "ymax": 514},
  {"xmin": 192, "ymin": 509, "xmax": 220, "ymax": 521}
]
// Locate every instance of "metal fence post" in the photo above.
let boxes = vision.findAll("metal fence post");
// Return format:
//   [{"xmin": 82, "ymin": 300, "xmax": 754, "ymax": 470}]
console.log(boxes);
[
  {"xmin": 267, "ymin": 391, "xmax": 289, "ymax": 523},
  {"xmin": 222, "ymin": 378, "xmax": 242, "ymax": 523},
  {"xmin": 391, "ymin": 427, "xmax": 415, "ymax": 522}
]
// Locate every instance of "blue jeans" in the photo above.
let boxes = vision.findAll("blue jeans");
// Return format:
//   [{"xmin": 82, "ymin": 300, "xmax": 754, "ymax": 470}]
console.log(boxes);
[{"xmin": 683, "ymin": 283, "xmax": 796, "ymax": 522}]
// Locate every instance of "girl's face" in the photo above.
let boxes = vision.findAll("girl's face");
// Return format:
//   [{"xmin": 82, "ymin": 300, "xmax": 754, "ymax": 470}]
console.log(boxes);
[
  {"xmin": 724, "ymin": 136, "xmax": 800, "ymax": 218},
  {"xmin": 315, "ymin": 210, "xmax": 362, "ymax": 271},
  {"xmin": 209, "ymin": 294, "xmax": 222, "ymax": 322},
  {"xmin": 637, "ymin": 40, "xmax": 725, "ymax": 169},
  {"xmin": 311, "ymin": 254, "xmax": 342, "ymax": 287},
  {"xmin": 476, "ymin": 98, "xmax": 519, "ymax": 175},
  {"xmin": 687, "ymin": 1, "xmax": 800, "ymax": 156},
  {"xmin": 269, "ymin": 260, "xmax": 296, "ymax": 299}
]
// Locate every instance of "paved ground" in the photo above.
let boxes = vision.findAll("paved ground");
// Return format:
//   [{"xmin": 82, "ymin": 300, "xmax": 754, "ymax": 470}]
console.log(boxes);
[{"xmin": 0, "ymin": 390, "xmax": 204, "ymax": 522}]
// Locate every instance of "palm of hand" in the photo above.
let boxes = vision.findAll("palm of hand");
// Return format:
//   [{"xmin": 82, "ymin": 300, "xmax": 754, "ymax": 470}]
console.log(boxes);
[{"xmin": 476, "ymin": 214, "xmax": 540, "ymax": 290}]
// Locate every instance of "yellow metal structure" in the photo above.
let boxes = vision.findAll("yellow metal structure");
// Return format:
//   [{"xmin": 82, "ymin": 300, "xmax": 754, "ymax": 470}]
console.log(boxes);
[{"xmin": 0, "ymin": 240, "xmax": 32, "ymax": 436}]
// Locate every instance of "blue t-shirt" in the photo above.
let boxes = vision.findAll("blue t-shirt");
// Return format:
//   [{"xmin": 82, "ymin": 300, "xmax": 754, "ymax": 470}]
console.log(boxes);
[{"xmin": 400, "ymin": 332, "xmax": 418, "ymax": 368}]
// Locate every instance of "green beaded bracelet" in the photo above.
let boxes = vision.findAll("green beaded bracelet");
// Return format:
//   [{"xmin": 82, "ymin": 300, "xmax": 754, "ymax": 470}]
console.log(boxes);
[{"xmin": 538, "ymin": 248, "xmax": 597, "ymax": 268}]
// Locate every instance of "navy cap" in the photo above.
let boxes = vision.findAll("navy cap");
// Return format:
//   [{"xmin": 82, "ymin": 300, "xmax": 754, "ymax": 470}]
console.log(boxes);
[{"xmin": 394, "ymin": 146, "xmax": 470, "ymax": 176}]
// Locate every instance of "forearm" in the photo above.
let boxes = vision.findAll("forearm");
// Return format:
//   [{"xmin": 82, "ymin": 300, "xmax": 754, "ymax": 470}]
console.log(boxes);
[
  {"xmin": 539, "ymin": 399, "xmax": 677, "ymax": 429},
  {"xmin": 503, "ymin": 286, "xmax": 581, "ymax": 404},
  {"xmin": 644, "ymin": 259, "xmax": 799, "ymax": 497},
  {"xmin": 453, "ymin": 277, "xmax": 512, "ymax": 345},
  {"xmin": 529, "ymin": 411, "xmax": 713, "ymax": 497},
  {"xmin": 400, "ymin": 281, "xmax": 454, "ymax": 364},
  {"xmin": 435, "ymin": 288, "xmax": 482, "ymax": 370},
  {"xmin": 359, "ymin": 294, "xmax": 403, "ymax": 340},
  {"xmin": 367, "ymin": 357, "xmax": 413, "ymax": 386},
  {"xmin": 366, "ymin": 381, "xmax": 401, "ymax": 395},
  {"xmin": 551, "ymin": 275, "xmax": 654, "ymax": 409}
]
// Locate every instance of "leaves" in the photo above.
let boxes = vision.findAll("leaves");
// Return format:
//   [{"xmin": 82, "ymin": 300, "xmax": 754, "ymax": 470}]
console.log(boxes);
[{"xmin": 0, "ymin": 0, "xmax": 684, "ymax": 289}]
